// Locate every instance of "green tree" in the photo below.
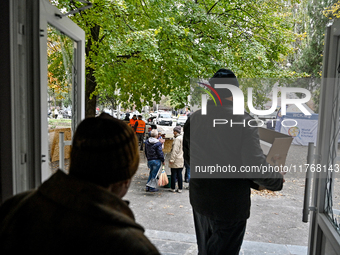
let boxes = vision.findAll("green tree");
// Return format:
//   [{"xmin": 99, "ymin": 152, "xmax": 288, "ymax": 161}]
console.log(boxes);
[
  {"xmin": 52, "ymin": 0, "xmax": 298, "ymax": 117},
  {"xmin": 293, "ymin": 0, "xmax": 337, "ymax": 78},
  {"xmin": 47, "ymin": 25, "xmax": 74, "ymax": 109},
  {"xmin": 290, "ymin": 0, "xmax": 338, "ymax": 112}
]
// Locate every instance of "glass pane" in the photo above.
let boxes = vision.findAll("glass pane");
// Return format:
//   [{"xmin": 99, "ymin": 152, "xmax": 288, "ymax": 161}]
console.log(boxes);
[
  {"xmin": 47, "ymin": 24, "xmax": 75, "ymax": 174},
  {"xmin": 324, "ymin": 235, "xmax": 339, "ymax": 255},
  {"xmin": 327, "ymin": 156, "xmax": 340, "ymax": 235},
  {"xmin": 324, "ymin": 36, "xmax": 340, "ymax": 235}
]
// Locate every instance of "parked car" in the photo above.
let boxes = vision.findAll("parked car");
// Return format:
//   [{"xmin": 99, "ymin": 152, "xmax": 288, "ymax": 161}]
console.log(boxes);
[
  {"xmin": 254, "ymin": 112, "xmax": 277, "ymax": 125},
  {"xmin": 149, "ymin": 111, "xmax": 158, "ymax": 117},
  {"xmin": 147, "ymin": 116, "xmax": 156, "ymax": 123},
  {"xmin": 131, "ymin": 111, "xmax": 140, "ymax": 116},
  {"xmin": 255, "ymin": 112, "xmax": 277, "ymax": 121},
  {"xmin": 249, "ymin": 111, "xmax": 278, "ymax": 127},
  {"xmin": 120, "ymin": 113, "xmax": 128, "ymax": 120},
  {"xmin": 177, "ymin": 115, "xmax": 188, "ymax": 126},
  {"xmin": 155, "ymin": 113, "xmax": 173, "ymax": 126},
  {"xmin": 145, "ymin": 119, "xmax": 157, "ymax": 139},
  {"xmin": 62, "ymin": 107, "xmax": 72, "ymax": 119}
]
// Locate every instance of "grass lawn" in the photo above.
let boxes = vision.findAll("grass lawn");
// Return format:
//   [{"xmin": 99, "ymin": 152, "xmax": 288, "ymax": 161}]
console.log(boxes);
[{"xmin": 48, "ymin": 119, "xmax": 71, "ymax": 129}]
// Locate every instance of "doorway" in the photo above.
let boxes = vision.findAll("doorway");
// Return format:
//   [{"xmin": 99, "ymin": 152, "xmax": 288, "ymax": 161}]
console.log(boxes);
[
  {"xmin": 39, "ymin": 0, "xmax": 85, "ymax": 182},
  {"xmin": 307, "ymin": 19, "xmax": 340, "ymax": 255}
]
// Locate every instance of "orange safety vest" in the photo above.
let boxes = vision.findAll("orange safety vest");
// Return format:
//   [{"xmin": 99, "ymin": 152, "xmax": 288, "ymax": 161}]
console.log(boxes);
[
  {"xmin": 129, "ymin": 119, "xmax": 137, "ymax": 127},
  {"xmin": 136, "ymin": 120, "xmax": 146, "ymax": 133}
]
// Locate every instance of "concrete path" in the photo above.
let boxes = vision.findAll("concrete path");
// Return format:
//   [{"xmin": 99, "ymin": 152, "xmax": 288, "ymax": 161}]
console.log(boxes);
[
  {"xmin": 124, "ymin": 144, "xmax": 340, "ymax": 254},
  {"xmin": 145, "ymin": 229, "xmax": 307, "ymax": 255}
]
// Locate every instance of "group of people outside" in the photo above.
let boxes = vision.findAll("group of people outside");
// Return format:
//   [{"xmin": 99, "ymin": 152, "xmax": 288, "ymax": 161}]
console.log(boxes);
[
  {"xmin": 48, "ymin": 108, "xmax": 59, "ymax": 119},
  {"xmin": 144, "ymin": 125, "xmax": 189, "ymax": 193},
  {"xmin": 125, "ymin": 111, "xmax": 189, "ymax": 193},
  {"xmin": 123, "ymin": 114, "xmax": 146, "ymax": 151},
  {"xmin": 0, "ymin": 69, "xmax": 285, "ymax": 255},
  {"xmin": 123, "ymin": 112, "xmax": 189, "ymax": 193}
]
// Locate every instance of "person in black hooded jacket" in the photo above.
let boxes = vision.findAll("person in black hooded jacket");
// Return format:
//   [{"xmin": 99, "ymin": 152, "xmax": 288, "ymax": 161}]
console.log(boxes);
[
  {"xmin": 145, "ymin": 129, "xmax": 165, "ymax": 192},
  {"xmin": 183, "ymin": 69, "xmax": 285, "ymax": 255}
]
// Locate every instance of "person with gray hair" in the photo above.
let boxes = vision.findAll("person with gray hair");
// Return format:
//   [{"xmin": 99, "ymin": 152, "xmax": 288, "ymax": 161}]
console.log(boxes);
[{"xmin": 145, "ymin": 129, "xmax": 165, "ymax": 192}]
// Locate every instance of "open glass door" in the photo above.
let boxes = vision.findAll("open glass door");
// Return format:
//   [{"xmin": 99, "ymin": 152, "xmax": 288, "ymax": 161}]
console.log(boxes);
[
  {"xmin": 307, "ymin": 19, "xmax": 340, "ymax": 255},
  {"xmin": 40, "ymin": 0, "xmax": 85, "ymax": 182}
]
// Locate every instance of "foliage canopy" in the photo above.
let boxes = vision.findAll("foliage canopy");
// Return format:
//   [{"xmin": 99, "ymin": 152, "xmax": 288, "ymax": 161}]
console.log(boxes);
[{"xmin": 51, "ymin": 0, "xmax": 298, "ymax": 116}]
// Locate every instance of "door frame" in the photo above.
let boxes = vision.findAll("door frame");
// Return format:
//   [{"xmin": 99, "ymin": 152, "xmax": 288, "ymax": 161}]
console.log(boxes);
[
  {"xmin": 39, "ymin": 0, "xmax": 85, "ymax": 182},
  {"xmin": 309, "ymin": 19, "xmax": 340, "ymax": 255}
]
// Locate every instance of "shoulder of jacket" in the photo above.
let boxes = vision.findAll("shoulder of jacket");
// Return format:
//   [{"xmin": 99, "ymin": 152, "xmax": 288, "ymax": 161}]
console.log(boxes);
[
  {"xmin": 0, "ymin": 190, "xmax": 36, "ymax": 216},
  {"xmin": 174, "ymin": 136, "xmax": 182, "ymax": 141},
  {"xmin": 6, "ymin": 190, "xmax": 35, "ymax": 203},
  {"xmin": 244, "ymin": 111, "xmax": 253, "ymax": 120}
]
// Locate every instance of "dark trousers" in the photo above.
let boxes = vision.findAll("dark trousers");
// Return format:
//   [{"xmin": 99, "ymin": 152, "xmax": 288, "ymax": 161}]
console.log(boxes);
[
  {"xmin": 170, "ymin": 168, "xmax": 183, "ymax": 190},
  {"xmin": 184, "ymin": 161, "xmax": 190, "ymax": 182},
  {"xmin": 136, "ymin": 133, "xmax": 144, "ymax": 150},
  {"xmin": 193, "ymin": 210, "xmax": 247, "ymax": 255}
]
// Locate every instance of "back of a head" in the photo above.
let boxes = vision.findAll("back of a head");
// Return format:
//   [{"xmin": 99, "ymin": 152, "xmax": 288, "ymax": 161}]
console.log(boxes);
[
  {"xmin": 69, "ymin": 113, "xmax": 139, "ymax": 187},
  {"xmin": 209, "ymin": 68, "xmax": 239, "ymax": 99},
  {"xmin": 150, "ymin": 129, "xmax": 158, "ymax": 137}
]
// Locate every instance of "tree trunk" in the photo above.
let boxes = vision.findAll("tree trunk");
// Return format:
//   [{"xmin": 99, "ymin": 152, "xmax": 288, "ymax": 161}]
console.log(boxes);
[
  {"xmin": 84, "ymin": 24, "xmax": 100, "ymax": 118},
  {"xmin": 85, "ymin": 66, "xmax": 97, "ymax": 118}
]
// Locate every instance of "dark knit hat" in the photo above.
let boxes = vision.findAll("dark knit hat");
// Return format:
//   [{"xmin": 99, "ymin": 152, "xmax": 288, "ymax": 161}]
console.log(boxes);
[
  {"xmin": 209, "ymin": 69, "xmax": 239, "ymax": 99},
  {"xmin": 69, "ymin": 113, "xmax": 139, "ymax": 187},
  {"xmin": 173, "ymin": 126, "xmax": 181, "ymax": 134}
]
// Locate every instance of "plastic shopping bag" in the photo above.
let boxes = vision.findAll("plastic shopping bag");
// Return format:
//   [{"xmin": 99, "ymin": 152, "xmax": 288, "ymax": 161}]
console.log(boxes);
[
  {"xmin": 146, "ymin": 165, "xmax": 163, "ymax": 188},
  {"xmin": 158, "ymin": 166, "xmax": 169, "ymax": 186}
]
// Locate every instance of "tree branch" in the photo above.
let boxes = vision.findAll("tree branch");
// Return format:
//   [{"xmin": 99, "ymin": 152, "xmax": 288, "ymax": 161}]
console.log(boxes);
[
  {"xmin": 116, "ymin": 51, "xmax": 142, "ymax": 59},
  {"xmin": 110, "ymin": 5, "xmax": 135, "ymax": 32},
  {"xmin": 207, "ymin": 0, "xmax": 221, "ymax": 14},
  {"xmin": 99, "ymin": 34, "xmax": 106, "ymax": 44},
  {"xmin": 140, "ymin": 0, "xmax": 150, "ymax": 18}
]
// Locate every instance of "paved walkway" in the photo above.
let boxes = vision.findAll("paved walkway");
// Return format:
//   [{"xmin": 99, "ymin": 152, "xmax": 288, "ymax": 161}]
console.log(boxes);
[
  {"xmin": 145, "ymin": 229, "xmax": 308, "ymax": 255},
  {"xmin": 124, "ymin": 145, "xmax": 318, "ymax": 255}
]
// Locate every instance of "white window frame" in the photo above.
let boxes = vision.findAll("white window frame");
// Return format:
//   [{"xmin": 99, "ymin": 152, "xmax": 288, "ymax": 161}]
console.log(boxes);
[{"xmin": 39, "ymin": 0, "xmax": 85, "ymax": 182}]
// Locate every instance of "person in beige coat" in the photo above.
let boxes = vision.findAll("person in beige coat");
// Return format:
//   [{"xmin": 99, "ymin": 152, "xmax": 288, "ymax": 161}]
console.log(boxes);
[{"xmin": 169, "ymin": 126, "xmax": 184, "ymax": 193}]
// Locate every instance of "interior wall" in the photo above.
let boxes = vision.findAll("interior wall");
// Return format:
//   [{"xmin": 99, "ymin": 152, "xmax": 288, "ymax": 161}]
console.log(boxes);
[
  {"xmin": 0, "ymin": 0, "xmax": 13, "ymax": 204},
  {"xmin": 0, "ymin": 0, "xmax": 41, "ymax": 204}
]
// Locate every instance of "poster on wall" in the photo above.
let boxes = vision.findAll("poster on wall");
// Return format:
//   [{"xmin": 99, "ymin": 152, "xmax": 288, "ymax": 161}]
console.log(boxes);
[{"xmin": 277, "ymin": 113, "xmax": 319, "ymax": 146}]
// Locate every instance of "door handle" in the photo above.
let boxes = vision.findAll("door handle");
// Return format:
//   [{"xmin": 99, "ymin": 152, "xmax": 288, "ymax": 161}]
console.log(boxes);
[{"xmin": 302, "ymin": 142, "xmax": 314, "ymax": 223}]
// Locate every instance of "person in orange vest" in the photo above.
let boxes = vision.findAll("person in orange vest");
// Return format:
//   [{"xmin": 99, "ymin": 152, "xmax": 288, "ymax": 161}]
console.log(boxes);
[
  {"xmin": 134, "ymin": 115, "xmax": 146, "ymax": 151},
  {"xmin": 129, "ymin": 115, "xmax": 137, "ymax": 128}
]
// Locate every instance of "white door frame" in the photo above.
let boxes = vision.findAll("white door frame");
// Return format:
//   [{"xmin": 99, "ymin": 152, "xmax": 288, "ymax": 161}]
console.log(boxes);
[
  {"xmin": 39, "ymin": 0, "xmax": 85, "ymax": 182},
  {"xmin": 309, "ymin": 19, "xmax": 340, "ymax": 255}
]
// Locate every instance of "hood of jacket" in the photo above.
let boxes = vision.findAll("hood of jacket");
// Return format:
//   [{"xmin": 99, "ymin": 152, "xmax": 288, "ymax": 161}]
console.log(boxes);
[{"xmin": 148, "ymin": 137, "xmax": 160, "ymax": 144}]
